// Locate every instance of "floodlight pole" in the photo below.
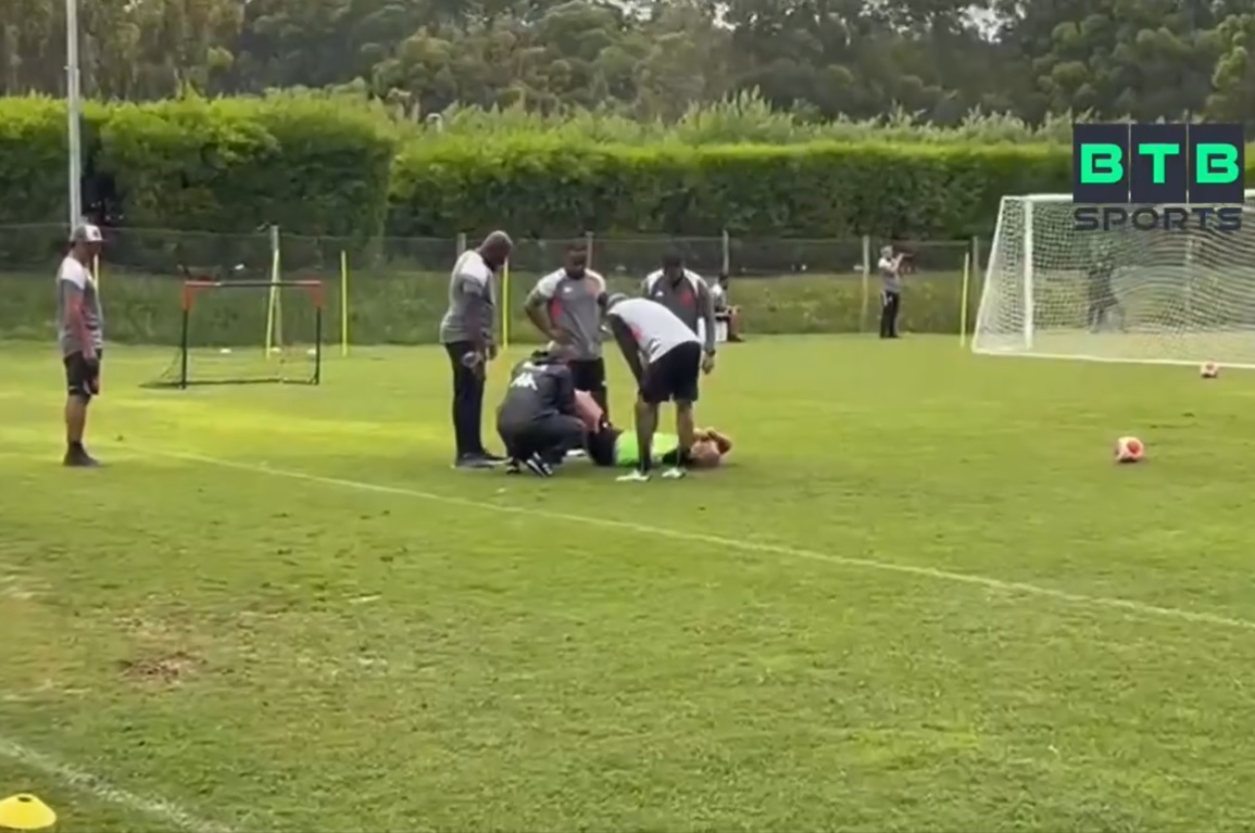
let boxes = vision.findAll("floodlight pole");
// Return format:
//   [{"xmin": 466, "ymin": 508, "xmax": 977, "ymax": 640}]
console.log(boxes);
[{"xmin": 66, "ymin": 0, "xmax": 83, "ymax": 229}]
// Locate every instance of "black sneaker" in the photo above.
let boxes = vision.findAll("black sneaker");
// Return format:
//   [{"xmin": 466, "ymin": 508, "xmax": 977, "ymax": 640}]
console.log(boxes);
[
  {"xmin": 505, "ymin": 459, "xmax": 522, "ymax": 475},
  {"xmin": 522, "ymin": 454, "xmax": 553, "ymax": 477},
  {"xmin": 63, "ymin": 447, "xmax": 101, "ymax": 468},
  {"xmin": 477, "ymin": 451, "xmax": 507, "ymax": 464}
]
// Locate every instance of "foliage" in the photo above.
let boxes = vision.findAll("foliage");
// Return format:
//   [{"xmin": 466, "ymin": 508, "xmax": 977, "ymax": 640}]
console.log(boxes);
[
  {"xmin": 388, "ymin": 137, "xmax": 1072, "ymax": 238},
  {"xmin": 0, "ymin": 95, "xmax": 396, "ymax": 239},
  {"xmin": 5, "ymin": 0, "xmax": 1255, "ymax": 128}
]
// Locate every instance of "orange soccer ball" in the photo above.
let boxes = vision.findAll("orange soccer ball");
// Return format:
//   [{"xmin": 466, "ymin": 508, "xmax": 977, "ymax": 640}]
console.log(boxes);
[
  {"xmin": 1201, "ymin": 362, "xmax": 1220, "ymax": 379},
  {"xmin": 1114, "ymin": 436, "xmax": 1145, "ymax": 463}
]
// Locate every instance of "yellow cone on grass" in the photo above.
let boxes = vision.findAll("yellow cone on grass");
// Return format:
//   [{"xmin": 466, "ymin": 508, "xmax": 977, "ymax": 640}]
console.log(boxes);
[{"xmin": 0, "ymin": 794, "xmax": 56, "ymax": 830}]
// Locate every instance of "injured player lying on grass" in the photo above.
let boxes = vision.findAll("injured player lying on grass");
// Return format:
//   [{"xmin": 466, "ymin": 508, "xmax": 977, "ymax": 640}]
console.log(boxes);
[{"xmin": 574, "ymin": 390, "xmax": 731, "ymax": 471}]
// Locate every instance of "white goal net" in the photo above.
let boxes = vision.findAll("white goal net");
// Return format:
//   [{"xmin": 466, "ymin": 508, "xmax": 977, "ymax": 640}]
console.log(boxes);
[{"xmin": 973, "ymin": 190, "xmax": 1255, "ymax": 367}]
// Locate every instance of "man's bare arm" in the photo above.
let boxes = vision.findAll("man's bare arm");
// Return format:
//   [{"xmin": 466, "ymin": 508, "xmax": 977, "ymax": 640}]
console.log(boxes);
[
  {"xmin": 698, "ymin": 280, "xmax": 717, "ymax": 355},
  {"xmin": 609, "ymin": 317, "xmax": 645, "ymax": 383}
]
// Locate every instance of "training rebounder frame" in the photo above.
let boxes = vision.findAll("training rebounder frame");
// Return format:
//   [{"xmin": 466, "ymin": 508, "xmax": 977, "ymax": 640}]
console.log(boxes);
[{"xmin": 162, "ymin": 278, "xmax": 325, "ymax": 389}]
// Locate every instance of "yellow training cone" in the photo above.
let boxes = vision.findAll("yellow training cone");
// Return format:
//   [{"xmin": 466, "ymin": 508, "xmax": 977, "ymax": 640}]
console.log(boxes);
[{"xmin": 0, "ymin": 794, "xmax": 56, "ymax": 830}]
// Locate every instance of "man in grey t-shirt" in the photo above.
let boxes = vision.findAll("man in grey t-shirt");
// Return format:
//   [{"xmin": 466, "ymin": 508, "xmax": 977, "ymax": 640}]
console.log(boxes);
[
  {"xmin": 525, "ymin": 245, "xmax": 611, "ymax": 415},
  {"xmin": 605, "ymin": 294, "xmax": 703, "ymax": 482},
  {"xmin": 58, "ymin": 223, "xmax": 105, "ymax": 467},
  {"xmin": 439, "ymin": 230, "xmax": 512, "ymax": 468}
]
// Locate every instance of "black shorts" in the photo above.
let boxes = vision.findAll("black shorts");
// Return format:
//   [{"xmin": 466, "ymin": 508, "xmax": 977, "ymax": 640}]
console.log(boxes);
[
  {"xmin": 640, "ymin": 342, "xmax": 701, "ymax": 405},
  {"xmin": 64, "ymin": 350, "xmax": 102, "ymax": 399},
  {"xmin": 568, "ymin": 358, "xmax": 606, "ymax": 394}
]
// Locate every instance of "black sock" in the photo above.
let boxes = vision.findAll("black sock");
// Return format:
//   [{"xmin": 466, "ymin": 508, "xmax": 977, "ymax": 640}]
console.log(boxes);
[{"xmin": 68, "ymin": 440, "xmax": 84, "ymax": 451}]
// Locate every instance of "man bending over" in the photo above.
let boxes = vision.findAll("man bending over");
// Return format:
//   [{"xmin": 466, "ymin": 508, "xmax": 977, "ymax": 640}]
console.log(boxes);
[
  {"xmin": 495, "ymin": 348, "xmax": 586, "ymax": 477},
  {"xmin": 604, "ymin": 293, "xmax": 703, "ymax": 482}
]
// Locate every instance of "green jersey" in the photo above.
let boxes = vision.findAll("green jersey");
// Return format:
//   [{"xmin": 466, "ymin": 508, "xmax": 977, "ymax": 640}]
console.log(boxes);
[{"xmin": 614, "ymin": 432, "xmax": 681, "ymax": 466}]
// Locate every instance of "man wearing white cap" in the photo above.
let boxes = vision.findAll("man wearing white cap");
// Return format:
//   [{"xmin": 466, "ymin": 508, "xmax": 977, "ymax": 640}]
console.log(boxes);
[{"xmin": 58, "ymin": 223, "xmax": 105, "ymax": 467}]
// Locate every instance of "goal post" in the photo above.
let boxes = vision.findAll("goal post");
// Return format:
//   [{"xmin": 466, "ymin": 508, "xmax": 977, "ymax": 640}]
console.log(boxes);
[
  {"xmin": 974, "ymin": 190, "xmax": 1255, "ymax": 367},
  {"xmin": 148, "ymin": 279, "xmax": 325, "ymax": 388}
]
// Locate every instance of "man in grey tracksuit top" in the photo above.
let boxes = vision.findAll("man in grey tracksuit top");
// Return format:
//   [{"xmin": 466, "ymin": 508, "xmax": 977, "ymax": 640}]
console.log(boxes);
[
  {"xmin": 439, "ymin": 230, "xmax": 513, "ymax": 468},
  {"xmin": 642, "ymin": 253, "xmax": 717, "ymax": 380}
]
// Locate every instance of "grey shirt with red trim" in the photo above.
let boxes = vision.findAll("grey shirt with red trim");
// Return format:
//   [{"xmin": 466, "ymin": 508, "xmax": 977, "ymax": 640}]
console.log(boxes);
[
  {"xmin": 526, "ymin": 269, "xmax": 607, "ymax": 360},
  {"xmin": 439, "ymin": 250, "xmax": 496, "ymax": 347},
  {"xmin": 642, "ymin": 268, "xmax": 716, "ymax": 353},
  {"xmin": 607, "ymin": 297, "xmax": 700, "ymax": 364}
]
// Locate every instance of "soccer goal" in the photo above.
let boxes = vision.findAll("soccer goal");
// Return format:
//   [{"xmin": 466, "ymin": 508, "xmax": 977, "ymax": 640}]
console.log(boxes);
[
  {"xmin": 149, "ymin": 279, "xmax": 324, "ymax": 388},
  {"xmin": 973, "ymin": 190, "xmax": 1255, "ymax": 367}
]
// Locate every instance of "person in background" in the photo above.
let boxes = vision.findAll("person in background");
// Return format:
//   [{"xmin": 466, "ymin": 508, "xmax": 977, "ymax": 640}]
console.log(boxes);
[
  {"xmin": 642, "ymin": 252, "xmax": 717, "ymax": 374},
  {"xmin": 439, "ymin": 230, "xmax": 512, "ymax": 469},
  {"xmin": 524, "ymin": 245, "xmax": 610, "ymax": 416},
  {"xmin": 878, "ymin": 244, "xmax": 907, "ymax": 339},
  {"xmin": 711, "ymin": 272, "xmax": 744, "ymax": 342},
  {"xmin": 496, "ymin": 347, "xmax": 587, "ymax": 477},
  {"xmin": 1087, "ymin": 245, "xmax": 1122, "ymax": 332},
  {"xmin": 604, "ymin": 293, "xmax": 703, "ymax": 482},
  {"xmin": 58, "ymin": 223, "xmax": 105, "ymax": 467}
]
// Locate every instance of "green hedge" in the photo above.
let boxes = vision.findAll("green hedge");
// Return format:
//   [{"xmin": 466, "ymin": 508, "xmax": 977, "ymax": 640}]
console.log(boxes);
[
  {"xmin": 9, "ymin": 94, "xmax": 1255, "ymax": 244},
  {"xmin": 387, "ymin": 138, "xmax": 1074, "ymax": 239},
  {"xmin": 0, "ymin": 96, "xmax": 397, "ymax": 239}
]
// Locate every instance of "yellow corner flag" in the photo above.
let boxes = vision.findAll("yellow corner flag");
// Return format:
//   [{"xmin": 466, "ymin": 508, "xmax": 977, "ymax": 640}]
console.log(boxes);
[{"xmin": 0, "ymin": 794, "xmax": 56, "ymax": 830}]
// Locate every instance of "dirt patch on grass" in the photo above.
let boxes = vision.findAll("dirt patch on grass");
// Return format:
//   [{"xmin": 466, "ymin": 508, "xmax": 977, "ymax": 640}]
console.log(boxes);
[{"xmin": 118, "ymin": 650, "xmax": 203, "ymax": 685}]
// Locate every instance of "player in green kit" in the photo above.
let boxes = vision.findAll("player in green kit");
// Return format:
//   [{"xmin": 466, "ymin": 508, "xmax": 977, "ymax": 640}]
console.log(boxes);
[{"xmin": 576, "ymin": 390, "xmax": 730, "ymax": 470}]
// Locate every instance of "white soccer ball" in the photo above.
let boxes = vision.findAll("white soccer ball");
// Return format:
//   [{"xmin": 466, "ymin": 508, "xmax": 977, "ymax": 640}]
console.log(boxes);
[
  {"xmin": 1200, "ymin": 362, "xmax": 1220, "ymax": 379},
  {"xmin": 307, "ymin": 348, "xmax": 317, "ymax": 356},
  {"xmin": 1114, "ymin": 436, "xmax": 1145, "ymax": 464},
  {"xmin": 219, "ymin": 347, "xmax": 232, "ymax": 355},
  {"xmin": 270, "ymin": 346, "xmax": 281, "ymax": 354}
]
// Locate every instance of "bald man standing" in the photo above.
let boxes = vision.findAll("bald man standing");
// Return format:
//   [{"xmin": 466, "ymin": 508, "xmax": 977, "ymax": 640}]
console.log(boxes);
[{"xmin": 439, "ymin": 231, "xmax": 512, "ymax": 468}]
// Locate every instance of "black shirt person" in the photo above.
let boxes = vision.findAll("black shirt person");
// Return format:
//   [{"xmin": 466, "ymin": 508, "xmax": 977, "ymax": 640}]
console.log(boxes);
[
  {"xmin": 496, "ymin": 349, "xmax": 587, "ymax": 477},
  {"xmin": 438, "ymin": 231, "xmax": 512, "ymax": 468}
]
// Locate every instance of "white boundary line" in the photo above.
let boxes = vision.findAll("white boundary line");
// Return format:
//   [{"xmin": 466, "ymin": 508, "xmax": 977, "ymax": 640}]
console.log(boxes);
[
  {"xmin": 152, "ymin": 448, "xmax": 1255, "ymax": 633},
  {"xmin": 0, "ymin": 737, "xmax": 237, "ymax": 833}
]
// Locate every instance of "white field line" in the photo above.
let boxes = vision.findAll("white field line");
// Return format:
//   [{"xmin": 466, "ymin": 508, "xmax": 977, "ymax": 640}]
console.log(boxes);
[
  {"xmin": 0, "ymin": 737, "xmax": 237, "ymax": 833},
  {"xmin": 151, "ymin": 447, "xmax": 1255, "ymax": 633}
]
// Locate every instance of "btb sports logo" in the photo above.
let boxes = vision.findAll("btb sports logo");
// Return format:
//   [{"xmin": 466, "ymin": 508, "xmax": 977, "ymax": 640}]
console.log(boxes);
[{"xmin": 1072, "ymin": 123, "xmax": 1245, "ymax": 232}]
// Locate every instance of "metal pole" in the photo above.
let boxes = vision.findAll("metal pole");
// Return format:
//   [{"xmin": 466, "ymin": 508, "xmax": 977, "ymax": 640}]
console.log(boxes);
[{"xmin": 65, "ymin": 0, "xmax": 83, "ymax": 228}]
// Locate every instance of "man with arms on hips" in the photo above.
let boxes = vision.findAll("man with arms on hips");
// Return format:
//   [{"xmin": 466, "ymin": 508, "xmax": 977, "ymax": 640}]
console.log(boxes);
[
  {"xmin": 604, "ymin": 294, "xmax": 704, "ymax": 482},
  {"xmin": 439, "ymin": 230, "xmax": 512, "ymax": 469},
  {"xmin": 58, "ymin": 223, "xmax": 105, "ymax": 467},
  {"xmin": 524, "ymin": 245, "xmax": 611, "ymax": 416},
  {"xmin": 878, "ymin": 244, "xmax": 906, "ymax": 339},
  {"xmin": 642, "ymin": 252, "xmax": 717, "ymax": 374},
  {"xmin": 496, "ymin": 348, "xmax": 587, "ymax": 477}
]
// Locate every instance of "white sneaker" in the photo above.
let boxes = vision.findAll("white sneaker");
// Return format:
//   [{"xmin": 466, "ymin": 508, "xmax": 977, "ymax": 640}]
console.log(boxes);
[
  {"xmin": 616, "ymin": 470, "xmax": 650, "ymax": 483},
  {"xmin": 661, "ymin": 467, "xmax": 686, "ymax": 480}
]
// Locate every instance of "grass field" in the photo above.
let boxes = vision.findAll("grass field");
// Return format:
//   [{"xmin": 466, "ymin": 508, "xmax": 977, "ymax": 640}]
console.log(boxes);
[{"xmin": 4, "ymin": 336, "xmax": 1255, "ymax": 832}]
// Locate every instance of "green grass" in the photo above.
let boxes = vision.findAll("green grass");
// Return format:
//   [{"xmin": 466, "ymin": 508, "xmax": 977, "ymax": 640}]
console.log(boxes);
[{"xmin": 4, "ymin": 336, "xmax": 1255, "ymax": 832}]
